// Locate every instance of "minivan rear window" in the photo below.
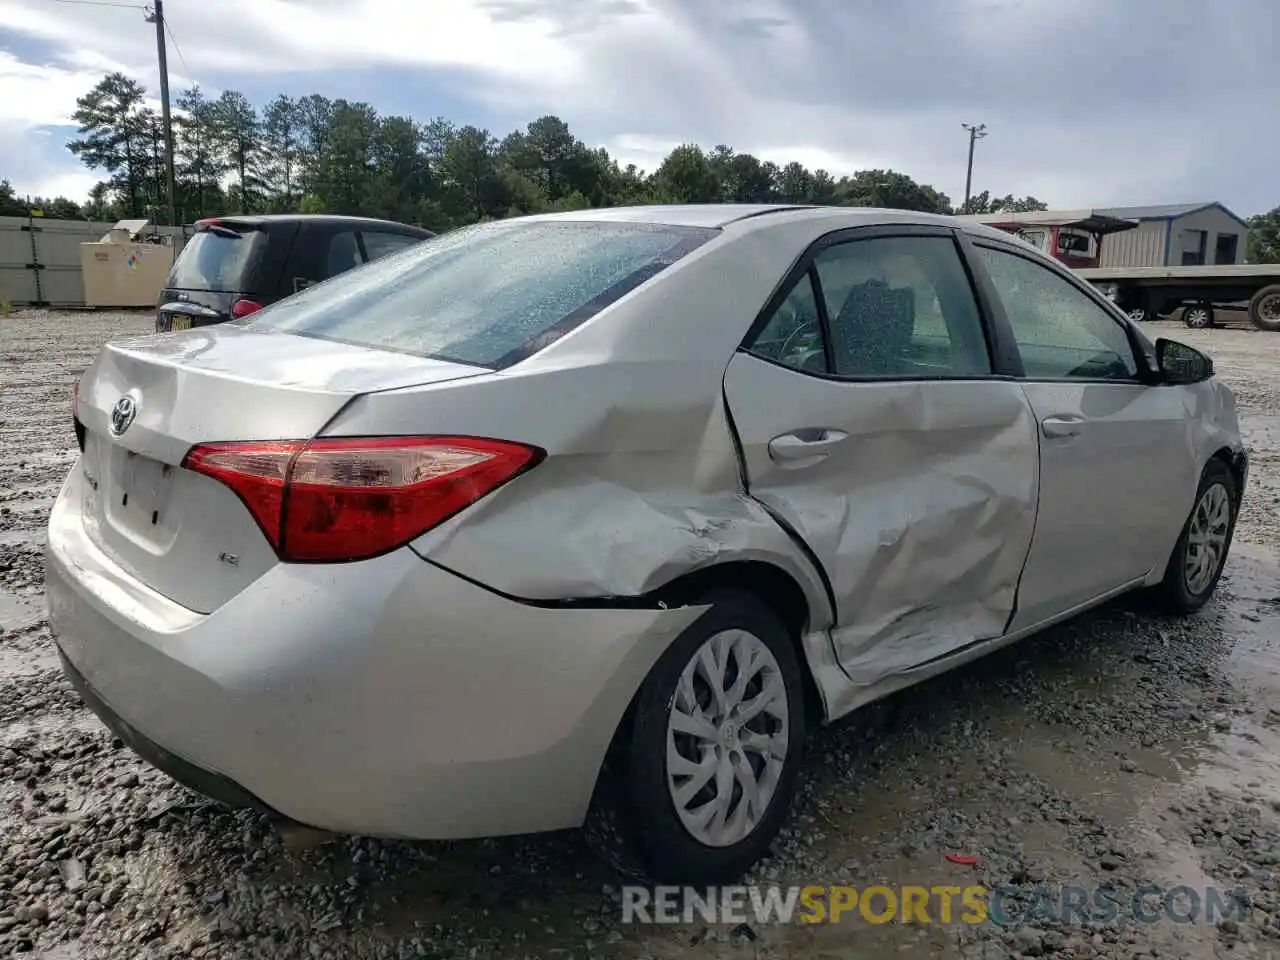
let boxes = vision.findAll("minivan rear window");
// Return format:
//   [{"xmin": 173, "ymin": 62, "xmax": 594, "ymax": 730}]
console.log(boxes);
[
  {"xmin": 242, "ymin": 219, "xmax": 718, "ymax": 369},
  {"xmin": 168, "ymin": 224, "xmax": 266, "ymax": 292}
]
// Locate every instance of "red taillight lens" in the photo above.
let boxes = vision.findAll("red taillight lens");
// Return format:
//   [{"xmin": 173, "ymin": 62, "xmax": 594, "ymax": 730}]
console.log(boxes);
[
  {"xmin": 182, "ymin": 437, "xmax": 540, "ymax": 563},
  {"xmin": 231, "ymin": 299, "xmax": 263, "ymax": 318}
]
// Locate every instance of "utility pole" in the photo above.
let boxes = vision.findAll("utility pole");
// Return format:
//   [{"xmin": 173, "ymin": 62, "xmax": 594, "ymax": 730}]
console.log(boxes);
[
  {"xmin": 146, "ymin": 1, "xmax": 177, "ymax": 228},
  {"xmin": 961, "ymin": 122, "xmax": 987, "ymax": 213}
]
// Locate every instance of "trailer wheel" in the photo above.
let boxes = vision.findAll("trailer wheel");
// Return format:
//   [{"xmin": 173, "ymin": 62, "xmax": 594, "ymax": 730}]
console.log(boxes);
[
  {"xmin": 1183, "ymin": 302, "xmax": 1215, "ymax": 329},
  {"xmin": 1248, "ymin": 285, "xmax": 1280, "ymax": 332}
]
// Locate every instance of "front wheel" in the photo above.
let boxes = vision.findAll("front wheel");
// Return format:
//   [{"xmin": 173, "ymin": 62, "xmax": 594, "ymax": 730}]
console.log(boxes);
[
  {"xmin": 1155, "ymin": 460, "xmax": 1238, "ymax": 614},
  {"xmin": 584, "ymin": 590, "xmax": 807, "ymax": 885}
]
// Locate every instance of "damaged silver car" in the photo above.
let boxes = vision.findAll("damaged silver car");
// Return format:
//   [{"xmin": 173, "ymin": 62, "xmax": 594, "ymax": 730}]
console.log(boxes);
[{"xmin": 48, "ymin": 204, "xmax": 1247, "ymax": 884}]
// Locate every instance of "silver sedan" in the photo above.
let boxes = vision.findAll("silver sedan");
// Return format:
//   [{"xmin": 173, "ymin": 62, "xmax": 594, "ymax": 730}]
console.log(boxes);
[{"xmin": 48, "ymin": 204, "xmax": 1247, "ymax": 884}]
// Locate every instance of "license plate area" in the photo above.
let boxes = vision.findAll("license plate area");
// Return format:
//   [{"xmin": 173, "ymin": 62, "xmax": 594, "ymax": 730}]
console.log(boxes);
[
  {"xmin": 98, "ymin": 441, "xmax": 179, "ymax": 542},
  {"xmin": 168, "ymin": 314, "xmax": 192, "ymax": 331}
]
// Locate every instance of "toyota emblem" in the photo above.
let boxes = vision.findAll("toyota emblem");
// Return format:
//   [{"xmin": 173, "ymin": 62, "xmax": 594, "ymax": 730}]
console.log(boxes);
[{"xmin": 109, "ymin": 396, "xmax": 137, "ymax": 437}]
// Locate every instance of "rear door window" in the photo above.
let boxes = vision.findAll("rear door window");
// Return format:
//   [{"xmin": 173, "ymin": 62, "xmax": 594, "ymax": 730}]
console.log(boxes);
[
  {"xmin": 246, "ymin": 219, "xmax": 717, "ymax": 369},
  {"xmin": 280, "ymin": 223, "xmax": 325, "ymax": 295},
  {"xmin": 327, "ymin": 229, "xmax": 363, "ymax": 277},
  {"xmin": 360, "ymin": 230, "xmax": 425, "ymax": 262},
  {"xmin": 280, "ymin": 224, "xmax": 365, "ymax": 295},
  {"xmin": 167, "ymin": 223, "xmax": 266, "ymax": 292},
  {"xmin": 747, "ymin": 234, "xmax": 992, "ymax": 377}
]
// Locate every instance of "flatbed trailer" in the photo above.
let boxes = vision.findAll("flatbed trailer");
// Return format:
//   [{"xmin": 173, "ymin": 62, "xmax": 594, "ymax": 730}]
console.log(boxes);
[{"xmin": 1075, "ymin": 264, "xmax": 1280, "ymax": 331}]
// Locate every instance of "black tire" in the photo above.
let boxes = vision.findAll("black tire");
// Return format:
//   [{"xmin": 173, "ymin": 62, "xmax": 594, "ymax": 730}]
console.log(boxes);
[
  {"xmin": 1248, "ymin": 284, "xmax": 1280, "ymax": 332},
  {"xmin": 1154, "ymin": 460, "xmax": 1238, "ymax": 614},
  {"xmin": 1183, "ymin": 301, "xmax": 1216, "ymax": 329},
  {"xmin": 583, "ymin": 589, "xmax": 808, "ymax": 886}
]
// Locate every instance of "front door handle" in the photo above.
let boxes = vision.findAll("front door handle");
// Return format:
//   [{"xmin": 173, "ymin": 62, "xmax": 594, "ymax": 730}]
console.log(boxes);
[
  {"xmin": 1041, "ymin": 415, "xmax": 1084, "ymax": 438},
  {"xmin": 768, "ymin": 428, "xmax": 849, "ymax": 465}
]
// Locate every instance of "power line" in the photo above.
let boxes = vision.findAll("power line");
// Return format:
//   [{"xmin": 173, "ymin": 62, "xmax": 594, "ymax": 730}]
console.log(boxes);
[
  {"xmin": 163, "ymin": 17, "xmax": 189, "ymax": 78},
  {"xmin": 51, "ymin": 0, "xmax": 146, "ymax": 8}
]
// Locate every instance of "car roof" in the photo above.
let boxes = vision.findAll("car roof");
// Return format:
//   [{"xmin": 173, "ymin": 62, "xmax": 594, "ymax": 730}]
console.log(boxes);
[
  {"xmin": 518, "ymin": 203, "xmax": 1019, "ymax": 243},
  {"xmin": 195, "ymin": 214, "xmax": 434, "ymax": 233},
  {"xmin": 521, "ymin": 204, "xmax": 816, "ymax": 228}
]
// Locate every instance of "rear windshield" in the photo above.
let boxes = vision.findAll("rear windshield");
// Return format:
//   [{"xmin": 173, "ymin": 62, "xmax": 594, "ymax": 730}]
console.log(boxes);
[
  {"xmin": 168, "ymin": 224, "xmax": 266, "ymax": 292},
  {"xmin": 242, "ymin": 219, "xmax": 718, "ymax": 369}
]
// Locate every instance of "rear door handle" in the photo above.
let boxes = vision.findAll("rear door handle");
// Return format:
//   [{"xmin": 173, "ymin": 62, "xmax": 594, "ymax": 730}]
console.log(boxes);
[
  {"xmin": 1041, "ymin": 415, "xmax": 1084, "ymax": 438},
  {"xmin": 768, "ymin": 428, "xmax": 848, "ymax": 465}
]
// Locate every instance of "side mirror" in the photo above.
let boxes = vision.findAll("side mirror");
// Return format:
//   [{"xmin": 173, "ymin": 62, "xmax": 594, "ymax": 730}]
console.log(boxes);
[{"xmin": 1156, "ymin": 338, "xmax": 1214, "ymax": 385}]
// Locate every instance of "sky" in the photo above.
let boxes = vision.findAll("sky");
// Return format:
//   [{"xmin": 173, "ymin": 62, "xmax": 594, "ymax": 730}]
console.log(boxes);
[{"xmin": 0, "ymin": 0, "xmax": 1276, "ymax": 216}]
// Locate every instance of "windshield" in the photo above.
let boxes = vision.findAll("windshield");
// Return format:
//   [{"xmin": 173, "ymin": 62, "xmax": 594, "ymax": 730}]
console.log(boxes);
[
  {"xmin": 168, "ymin": 225, "xmax": 266, "ymax": 292},
  {"xmin": 243, "ymin": 219, "xmax": 717, "ymax": 369}
]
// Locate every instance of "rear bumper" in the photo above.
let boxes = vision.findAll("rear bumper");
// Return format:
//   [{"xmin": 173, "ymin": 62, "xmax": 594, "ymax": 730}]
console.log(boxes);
[
  {"xmin": 45, "ymin": 473, "xmax": 705, "ymax": 839},
  {"xmin": 59, "ymin": 649, "xmax": 279, "ymax": 815}
]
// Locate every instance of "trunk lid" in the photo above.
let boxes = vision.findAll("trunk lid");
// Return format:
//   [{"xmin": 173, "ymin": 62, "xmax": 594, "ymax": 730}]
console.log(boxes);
[{"xmin": 73, "ymin": 325, "xmax": 487, "ymax": 613}]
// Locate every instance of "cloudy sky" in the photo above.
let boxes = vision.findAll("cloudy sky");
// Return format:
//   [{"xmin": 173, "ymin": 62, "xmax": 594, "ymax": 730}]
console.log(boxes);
[{"xmin": 0, "ymin": 0, "xmax": 1275, "ymax": 215}]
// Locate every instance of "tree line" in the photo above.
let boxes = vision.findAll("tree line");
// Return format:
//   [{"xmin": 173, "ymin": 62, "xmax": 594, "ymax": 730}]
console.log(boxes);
[
  {"xmin": 2, "ymin": 70, "xmax": 1275, "ymax": 262},
  {"xmin": 2, "ymin": 72, "xmax": 1053, "ymax": 230}
]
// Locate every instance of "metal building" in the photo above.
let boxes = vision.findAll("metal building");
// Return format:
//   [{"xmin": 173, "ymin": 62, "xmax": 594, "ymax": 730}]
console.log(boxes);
[{"xmin": 1094, "ymin": 202, "xmax": 1250, "ymax": 268}]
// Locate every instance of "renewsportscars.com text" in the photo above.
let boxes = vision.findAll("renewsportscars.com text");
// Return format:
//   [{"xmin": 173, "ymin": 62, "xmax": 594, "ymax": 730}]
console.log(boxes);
[{"xmin": 620, "ymin": 884, "xmax": 1251, "ymax": 927}]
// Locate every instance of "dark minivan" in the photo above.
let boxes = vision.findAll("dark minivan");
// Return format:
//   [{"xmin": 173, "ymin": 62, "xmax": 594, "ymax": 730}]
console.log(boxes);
[{"xmin": 156, "ymin": 214, "xmax": 435, "ymax": 332}]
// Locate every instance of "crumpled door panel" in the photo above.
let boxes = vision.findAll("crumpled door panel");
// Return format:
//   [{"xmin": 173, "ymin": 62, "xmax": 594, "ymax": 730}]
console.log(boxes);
[{"xmin": 722, "ymin": 352, "xmax": 1040, "ymax": 694}]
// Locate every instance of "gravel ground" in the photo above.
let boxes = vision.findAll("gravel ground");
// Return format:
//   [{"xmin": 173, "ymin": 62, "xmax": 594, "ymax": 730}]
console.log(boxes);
[{"xmin": 2, "ymin": 309, "xmax": 1280, "ymax": 960}]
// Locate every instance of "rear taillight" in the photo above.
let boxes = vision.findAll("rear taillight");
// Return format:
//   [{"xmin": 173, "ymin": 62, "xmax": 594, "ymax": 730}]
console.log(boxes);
[
  {"xmin": 231, "ymin": 299, "xmax": 263, "ymax": 319},
  {"xmin": 182, "ymin": 436, "xmax": 540, "ymax": 563}
]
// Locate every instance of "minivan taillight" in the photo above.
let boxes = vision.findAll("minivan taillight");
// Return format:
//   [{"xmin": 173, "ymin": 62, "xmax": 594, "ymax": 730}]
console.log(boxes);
[
  {"xmin": 182, "ymin": 436, "xmax": 541, "ymax": 563},
  {"xmin": 231, "ymin": 299, "xmax": 263, "ymax": 318}
]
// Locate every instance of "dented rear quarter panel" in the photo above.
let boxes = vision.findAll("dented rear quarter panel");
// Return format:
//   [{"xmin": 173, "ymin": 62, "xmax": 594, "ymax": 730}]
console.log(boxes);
[{"xmin": 322, "ymin": 358, "xmax": 835, "ymax": 626}]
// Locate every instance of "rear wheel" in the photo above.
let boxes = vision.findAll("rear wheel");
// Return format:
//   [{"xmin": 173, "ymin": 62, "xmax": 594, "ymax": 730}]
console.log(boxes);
[
  {"xmin": 1183, "ymin": 301, "xmax": 1216, "ymax": 329},
  {"xmin": 1248, "ymin": 285, "xmax": 1280, "ymax": 332},
  {"xmin": 1116, "ymin": 294, "xmax": 1150, "ymax": 323},
  {"xmin": 584, "ymin": 589, "xmax": 807, "ymax": 885},
  {"xmin": 1155, "ymin": 460, "xmax": 1238, "ymax": 614}
]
